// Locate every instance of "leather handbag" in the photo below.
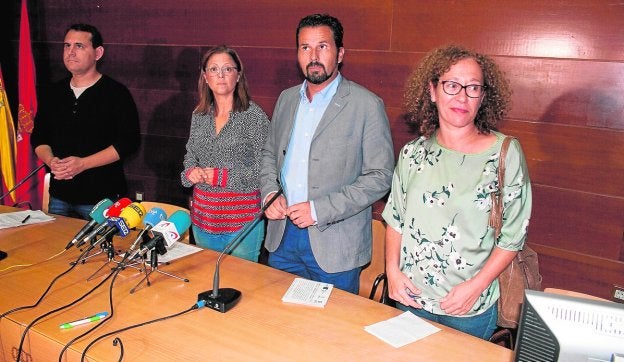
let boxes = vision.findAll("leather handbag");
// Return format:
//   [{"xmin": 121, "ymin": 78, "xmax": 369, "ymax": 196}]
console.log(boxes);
[{"xmin": 490, "ymin": 136, "xmax": 542, "ymax": 329}]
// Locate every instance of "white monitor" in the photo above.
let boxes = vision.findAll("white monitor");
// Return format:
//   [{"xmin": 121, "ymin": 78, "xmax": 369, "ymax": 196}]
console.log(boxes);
[{"xmin": 515, "ymin": 289, "xmax": 624, "ymax": 362}]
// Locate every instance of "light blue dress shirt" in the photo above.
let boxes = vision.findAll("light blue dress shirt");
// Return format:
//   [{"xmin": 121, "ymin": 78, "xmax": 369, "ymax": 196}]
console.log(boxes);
[{"xmin": 281, "ymin": 74, "xmax": 342, "ymax": 221}]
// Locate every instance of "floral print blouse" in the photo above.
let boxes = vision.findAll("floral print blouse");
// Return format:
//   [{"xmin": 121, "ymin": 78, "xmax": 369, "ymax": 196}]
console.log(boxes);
[{"xmin": 382, "ymin": 131, "xmax": 532, "ymax": 316}]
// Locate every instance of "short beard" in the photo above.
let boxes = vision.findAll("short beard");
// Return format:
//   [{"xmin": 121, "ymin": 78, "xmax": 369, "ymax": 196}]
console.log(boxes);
[{"xmin": 305, "ymin": 62, "xmax": 332, "ymax": 85}]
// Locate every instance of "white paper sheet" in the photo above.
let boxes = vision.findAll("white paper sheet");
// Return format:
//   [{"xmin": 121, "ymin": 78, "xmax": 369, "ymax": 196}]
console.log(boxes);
[
  {"xmin": 365, "ymin": 311, "xmax": 441, "ymax": 348},
  {"xmin": 0, "ymin": 210, "xmax": 55, "ymax": 230}
]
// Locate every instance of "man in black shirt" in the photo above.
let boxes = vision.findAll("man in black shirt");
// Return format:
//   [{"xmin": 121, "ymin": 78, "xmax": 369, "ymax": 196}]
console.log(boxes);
[{"xmin": 31, "ymin": 23, "xmax": 140, "ymax": 219}]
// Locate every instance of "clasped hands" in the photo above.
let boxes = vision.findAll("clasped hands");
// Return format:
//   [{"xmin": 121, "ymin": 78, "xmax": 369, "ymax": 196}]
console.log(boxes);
[
  {"xmin": 387, "ymin": 268, "xmax": 482, "ymax": 316},
  {"xmin": 264, "ymin": 194, "xmax": 315, "ymax": 228},
  {"xmin": 50, "ymin": 156, "xmax": 85, "ymax": 180},
  {"xmin": 187, "ymin": 167, "xmax": 215, "ymax": 185}
]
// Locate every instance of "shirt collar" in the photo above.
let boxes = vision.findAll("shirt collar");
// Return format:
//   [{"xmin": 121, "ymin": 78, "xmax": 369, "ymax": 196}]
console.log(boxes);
[{"xmin": 299, "ymin": 73, "xmax": 342, "ymax": 102}]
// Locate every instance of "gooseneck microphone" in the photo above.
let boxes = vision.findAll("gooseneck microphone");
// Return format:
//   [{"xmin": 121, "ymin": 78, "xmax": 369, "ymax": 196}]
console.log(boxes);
[
  {"xmin": 64, "ymin": 198, "xmax": 114, "ymax": 250},
  {"xmin": 198, "ymin": 188, "xmax": 283, "ymax": 313},
  {"xmin": 0, "ymin": 164, "xmax": 45, "ymax": 202},
  {"xmin": 0, "ymin": 164, "xmax": 46, "ymax": 261}
]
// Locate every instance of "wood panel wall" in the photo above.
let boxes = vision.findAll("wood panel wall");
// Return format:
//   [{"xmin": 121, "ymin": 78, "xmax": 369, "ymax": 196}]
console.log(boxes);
[{"xmin": 4, "ymin": 0, "xmax": 623, "ymax": 300}]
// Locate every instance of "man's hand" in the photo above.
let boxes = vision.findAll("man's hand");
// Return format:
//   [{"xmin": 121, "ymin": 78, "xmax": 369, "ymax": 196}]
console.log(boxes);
[
  {"xmin": 264, "ymin": 193, "xmax": 288, "ymax": 220},
  {"xmin": 287, "ymin": 201, "xmax": 315, "ymax": 228},
  {"xmin": 51, "ymin": 156, "xmax": 85, "ymax": 180}
]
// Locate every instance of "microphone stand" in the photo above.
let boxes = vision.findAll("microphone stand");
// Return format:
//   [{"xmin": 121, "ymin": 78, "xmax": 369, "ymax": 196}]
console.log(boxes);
[
  {"xmin": 198, "ymin": 188, "xmax": 283, "ymax": 313},
  {"xmin": 85, "ymin": 234, "xmax": 123, "ymax": 281},
  {"xmin": 76, "ymin": 231, "xmax": 115, "ymax": 266},
  {"xmin": 0, "ymin": 164, "xmax": 45, "ymax": 261},
  {"xmin": 0, "ymin": 163, "xmax": 45, "ymax": 202},
  {"xmin": 129, "ymin": 245, "xmax": 189, "ymax": 294}
]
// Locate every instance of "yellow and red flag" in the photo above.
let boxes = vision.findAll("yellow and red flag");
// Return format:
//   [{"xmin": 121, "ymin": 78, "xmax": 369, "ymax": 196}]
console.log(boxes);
[
  {"xmin": 15, "ymin": 0, "xmax": 45, "ymax": 210},
  {"xmin": 0, "ymin": 67, "xmax": 17, "ymax": 205}
]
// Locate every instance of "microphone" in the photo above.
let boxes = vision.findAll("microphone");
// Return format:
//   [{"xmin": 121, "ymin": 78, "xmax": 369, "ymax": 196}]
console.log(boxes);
[
  {"xmin": 198, "ymin": 188, "xmax": 283, "ymax": 313},
  {"xmin": 126, "ymin": 207, "xmax": 167, "ymax": 254},
  {"xmin": 77, "ymin": 198, "xmax": 132, "ymax": 248},
  {"xmin": 91, "ymin": 202, "xmax": 146, "ymax": 247},
  {"xmin": 131, "ymin": 210, "xmax": 191, "ymax": 260},
  {"xmin": 64, "ymin": 198, "xmax": 114, "ymax": 250},
  {"xmin": 0, "ymin": 164, "xmax": 45, "ymax": 260},
  {"xmin": 0, "ymin": 164, "xmax": 45, "ymax": 202}
]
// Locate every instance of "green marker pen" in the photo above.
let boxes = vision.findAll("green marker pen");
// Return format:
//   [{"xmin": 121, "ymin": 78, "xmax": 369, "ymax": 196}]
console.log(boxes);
[{"xmin": 59, "ymin": 312, "xmax": 108, "ymax": 329}]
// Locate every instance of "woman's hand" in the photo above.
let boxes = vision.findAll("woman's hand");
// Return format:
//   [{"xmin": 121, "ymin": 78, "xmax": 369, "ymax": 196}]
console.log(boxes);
[
  {"xmin": 440, "ymin": 247, "xmax": 518, "ymax": 315},
  {"xmin": 187, "ymin": 167, "xmax": 214, "ymax": 185},
  {"xmin": 386, "ymin": 267, "xmax": 422, "ymax": 309},
  {"xmin": 440, "ymin": 279, "xmax": 484, "ymax": 316},
  {"xmin": 385, "ymin": 226, "xmax": 422, "ymax": 308}
]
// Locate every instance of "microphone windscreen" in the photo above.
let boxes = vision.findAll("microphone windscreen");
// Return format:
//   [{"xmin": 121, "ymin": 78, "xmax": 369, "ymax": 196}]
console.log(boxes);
[
  {"xmin": 89, "ymin": 198, "xmax": 114, "ymax": 223},
  {"xmin": 168, "ymin": 210, "xmax": 192, "ymax": 234},
  {"xmin": 148, "ymin": 210, "xmax": 192, "ymax": 247},
  {"xmin": 119, "ymin": 202, "xmax": 146, "ymax": 228},
  {"xmin": 106, "ymin": 197, "xmax": 132, "ymax": 217},
  {"xmin": 143, "ymin": 208, "xmax": 166, "ymax": 228}
]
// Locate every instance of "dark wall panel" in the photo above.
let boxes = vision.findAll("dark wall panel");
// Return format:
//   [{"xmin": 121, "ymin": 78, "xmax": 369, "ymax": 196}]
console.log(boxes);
[
  {"xmin": 34, "ymin": 0, "xmax": 393, "ymax": 50},
  {"xmin": 530, "ymin": 185, "xmax": 623, "ymax": 258},
  {"xmin": 392, "ymin": 0, "xmax": 624, "ymax": 61},
  {"xmin": 500, "ymin": 121, "xmax": 624, "ymax": 197},
  {"xmin": 535, "ymin": 245, "xmax": 624, "ymax": 300},
  {"xmin": 498, "ymin": 57, "xmax": 624, "ymax": 129},
  {"xmin": 5, "ymin": 0, "xmax": 622, "ymax": 299}
]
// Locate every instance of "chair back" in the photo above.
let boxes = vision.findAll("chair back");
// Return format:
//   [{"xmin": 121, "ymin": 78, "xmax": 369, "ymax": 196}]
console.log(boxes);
[
  {"xmin": 42, "ymin": 173, "xmax": 50, "ymax": 213},
  {"xmin": 359, "ymin": 219, "xmax": 388, "ymax": 303}
]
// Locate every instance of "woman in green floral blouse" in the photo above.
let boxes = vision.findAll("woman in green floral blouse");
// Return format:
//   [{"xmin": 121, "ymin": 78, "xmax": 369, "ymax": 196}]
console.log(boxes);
[{"xmin": 382, "ymin": 45, "xmax": 532, "ymax": 340}]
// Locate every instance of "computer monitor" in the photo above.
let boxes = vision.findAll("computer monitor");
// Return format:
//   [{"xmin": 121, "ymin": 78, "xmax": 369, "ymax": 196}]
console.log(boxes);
[{"xmin": 514, "ymin": 289, "xmax": 624, "ymax": 362}]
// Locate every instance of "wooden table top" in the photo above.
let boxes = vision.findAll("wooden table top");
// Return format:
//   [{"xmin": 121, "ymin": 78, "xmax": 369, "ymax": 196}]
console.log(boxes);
[{"xmin": 0, "ymin": 206, "xmax": 512, "ymax": 361}]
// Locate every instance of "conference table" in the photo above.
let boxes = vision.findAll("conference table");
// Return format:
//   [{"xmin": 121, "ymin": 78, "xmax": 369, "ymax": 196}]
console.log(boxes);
[{"xmin": 0, "ymin": 206, "xmax": 513, "ymax": 361}]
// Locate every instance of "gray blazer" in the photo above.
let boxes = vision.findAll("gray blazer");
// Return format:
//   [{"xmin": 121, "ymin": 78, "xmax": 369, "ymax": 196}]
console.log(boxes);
[{"xmin": 260, "ymin": 77, "xmax": 394, "ymax": 273}]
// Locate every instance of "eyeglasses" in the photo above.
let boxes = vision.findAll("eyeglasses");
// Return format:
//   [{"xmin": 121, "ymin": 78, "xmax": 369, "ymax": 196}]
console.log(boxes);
[
  {"xmin": 205, "ymin": 66, "xmax": 238, "ymax": 76},
  {"xmin": 439, "ymin": 80, "xmax": 486, "ymax": 98}
]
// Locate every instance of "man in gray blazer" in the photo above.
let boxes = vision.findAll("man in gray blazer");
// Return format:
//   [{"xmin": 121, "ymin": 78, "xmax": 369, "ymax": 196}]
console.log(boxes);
[{"xmin": 261, "ymin": 14, "xmax": 394, "ymax": 294}]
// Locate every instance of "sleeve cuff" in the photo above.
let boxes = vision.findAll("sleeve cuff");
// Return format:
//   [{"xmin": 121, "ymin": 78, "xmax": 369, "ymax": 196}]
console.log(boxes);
[
  {"xmin": 310, "ymin": 200, "xmax": 318, "ymax": 225},
  {"xmin": 213, "ymin": 168, "xmax": 228, "ymax": 187}
]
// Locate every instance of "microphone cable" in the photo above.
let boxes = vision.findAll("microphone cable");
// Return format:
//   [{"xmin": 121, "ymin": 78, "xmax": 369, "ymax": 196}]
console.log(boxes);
[
  {"xmin": 15, "ymin": 265, "xmax": 119, "ymax": 362},
  {"xmin": 0, "ymin": 247, "xmax": 69, "ymax": 273},
  {"xmin": 57, "ymin": 266, "xmax": 124, "ymax": 361},
  {"xmin": 0, "ymin": 245, "xmax": 94, "ymax": 321},
  {"xmin": 58, "ymin": 237, "xmax": 170, "ymax": 361},
  {"xmin": 79, "ymin": 300, "xmax": 206, "ymax": 361}
]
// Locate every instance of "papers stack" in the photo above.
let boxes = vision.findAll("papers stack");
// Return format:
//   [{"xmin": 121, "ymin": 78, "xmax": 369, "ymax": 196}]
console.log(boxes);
[{"xmin": 281, "ymin": 277, "xmax": 333, "ymax": 307}]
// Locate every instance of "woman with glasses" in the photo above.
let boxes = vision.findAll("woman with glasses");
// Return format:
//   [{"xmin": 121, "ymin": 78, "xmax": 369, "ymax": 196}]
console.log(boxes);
[
  {"xmin": 181, "ymin": 45, "xmax": 269, "ymax": 262},
  {"xmin": 382, "ymin": 45, "xmax": 532, "ymax": 339}
]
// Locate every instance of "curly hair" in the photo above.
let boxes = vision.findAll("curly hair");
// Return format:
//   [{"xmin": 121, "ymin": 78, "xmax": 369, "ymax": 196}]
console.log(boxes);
[{"xmin": 404, "ymin": 45, "xmax": 511, "ymax": 138}]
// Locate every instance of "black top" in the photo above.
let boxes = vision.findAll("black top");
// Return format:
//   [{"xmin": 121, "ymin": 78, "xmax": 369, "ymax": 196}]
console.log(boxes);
[{"xmin": 31, "ymin": 75, "xmax": 140, "ymax": 204}]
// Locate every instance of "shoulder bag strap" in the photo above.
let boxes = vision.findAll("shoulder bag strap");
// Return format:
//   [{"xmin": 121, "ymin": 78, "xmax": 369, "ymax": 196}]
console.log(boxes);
[{"xmin": 489, "ymin": 136, "xmax": 515, "ymax": 239}]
